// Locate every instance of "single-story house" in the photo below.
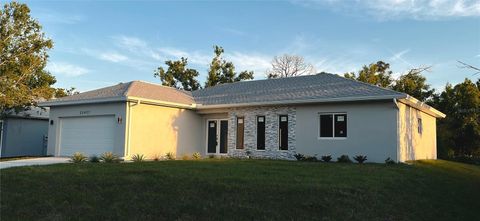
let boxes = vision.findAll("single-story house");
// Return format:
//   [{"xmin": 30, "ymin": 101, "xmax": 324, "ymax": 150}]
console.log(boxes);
[
  {"xmin": 0, "ymin": 107, "xmax": 49, "ymax": 158},
  {"xmin": 39, "ymin": 73, "xmax": 445, "ymax": 163}
]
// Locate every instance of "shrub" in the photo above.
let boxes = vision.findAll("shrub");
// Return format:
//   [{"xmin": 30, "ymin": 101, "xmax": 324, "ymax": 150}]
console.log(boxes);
[
  {"xmin": 447, "ymin": 149, "xmax": 455, "ymax": 158},
  {"xmin": 337, "ymin": 155, "xmax": 352, "ymax": 163},
  {"xmin": 385, "ymin": 157, "xmax": 396, "ymax": 164},
  {"xmin": 100, "ymin": 152, "xmax": 120, "ymax": 163},
  {"xmin": 208, "ymin": 154, "xmax": 215, "ymax": 159},
  {"xmin": 192, "ymin": 152, "xmax": 201, "ymax": 159},
  {"xmin": 321, "ymin": 155, "xmax": 332, "ymax": 162},
  {"xmin": 151, "ymin": 154, "xmax": 161, "ymax": 161},
  {"xmin": 182, "ymin": 154, "xmax": 190, "ymax": 160},
  {"xmin": 165, "ymin": 152, "xmax": 175, "ymax": 160},
  {"xmin": 70, "ymin": 152, "xmax": 87, "ymax": 163},
  {"xmin": 245, "ymin": 150, "xmax": 252, "ymax": 159},
  {"xmin": 353, "ymin": 155, "xmax": 367, "ymax": 164},
  {"xmin": 304, "ymin": 155, "xmax": 318, "ymax": 162},
  {"xmin": 449, "ymin": 155, "xmax": 480, "ymax": 165},
  {"xmin": 89, "ymin": 155, "xmax": 100, "ymax": 163},
  {"xmin": 294, "ymin": 153, "xmax": 305, "ymax": 161},
  {"xmin": 131, "ymin": 154, "xmax": 145, "ymax": 162}
]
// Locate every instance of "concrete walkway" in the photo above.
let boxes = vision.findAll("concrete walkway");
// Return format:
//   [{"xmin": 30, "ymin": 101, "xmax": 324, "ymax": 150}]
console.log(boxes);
[{"xmin": 0, "ymin": 157, "xmax": 70, "ymax": 169}]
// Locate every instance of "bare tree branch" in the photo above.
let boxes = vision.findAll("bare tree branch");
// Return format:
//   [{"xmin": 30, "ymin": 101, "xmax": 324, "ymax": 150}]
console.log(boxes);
[
  {"xmin": 407, "ymin": 65, "xmax": 432, "ymax": 75},
  {"xmin": 267, "ymin": 54, "xmax": 315, "ymax": 78},
  {"xmin": 457, "ymin": 61, "xmax": 480, "ymax": 76}
]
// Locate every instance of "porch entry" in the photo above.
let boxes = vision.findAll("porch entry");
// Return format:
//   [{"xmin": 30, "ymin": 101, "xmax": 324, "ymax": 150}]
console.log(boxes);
[{"xmin": 207, "ymin": 120, "xmax": 228, "ymax": 154}]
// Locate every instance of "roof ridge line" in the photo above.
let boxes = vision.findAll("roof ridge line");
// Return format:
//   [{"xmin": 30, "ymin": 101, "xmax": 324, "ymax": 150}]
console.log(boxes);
[
  {"xmin": 123, "ymin": 81, "xmax": 135, "ymax": 97},
  {"xmin": 335, "ymin": 74, "xmax": 407, "ymax": 96},
  {"xmin": 194, "ymin": 73, "xmax": 328, "ymax": 93},
  {"xmin": 133, "ymin": 80, "xmax": 195, "ymax": 98}
]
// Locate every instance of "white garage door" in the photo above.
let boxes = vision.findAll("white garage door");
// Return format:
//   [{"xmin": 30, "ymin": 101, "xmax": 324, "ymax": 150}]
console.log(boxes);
[{"xmin": 59, "ymin": 115, "xmax": 115, "ymax": 156}]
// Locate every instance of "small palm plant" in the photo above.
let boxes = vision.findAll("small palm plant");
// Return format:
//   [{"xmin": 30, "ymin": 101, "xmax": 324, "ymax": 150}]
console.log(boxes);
[
  {"xmin": 321, "ymin": 155, "xmax": 332, "ymax": 162},
  {"xmin": 353, "ymin": 155, "xmax": 367, "ymax": 164},
  {"xmin": 89, "ymin": 155, "xmax": 100, "ymax": 163},
  {"xmin": 100, "ymin": 152, "xmax": 120, "ymax": 163},
  {"xmin": 165, "ymin": 152, "xmax": 175, "ymax": 160},
  {"xmin": 70, "ymin": 152, "xmax": 87, "ymax": 163},
  {"xmin": 131, "ymin": 154, "xmax": 145, "ymax": 162},
  {"xmin": 385, "ymin": 157, "xmax": 396, "ymax": 164},
  {"xmin": 192, "ymin": 152, "xmax": 201, "ymax": 159},
  {"xmin": 151, "ymin": 154, "xmax": 161, "ymax": 161}
]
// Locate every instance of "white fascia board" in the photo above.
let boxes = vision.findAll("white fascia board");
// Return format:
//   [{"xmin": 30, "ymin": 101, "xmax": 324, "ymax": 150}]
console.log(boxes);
[
  {"xmin": 126, "ymin": 96, "xmax": 196, "ymax": 109},
  {"xmin": 398, "ymin": 96, "xmax": 446, "ymax": 118}
]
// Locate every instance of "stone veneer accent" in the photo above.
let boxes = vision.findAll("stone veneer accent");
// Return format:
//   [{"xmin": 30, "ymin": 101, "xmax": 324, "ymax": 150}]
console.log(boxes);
[{"xmin": 227, "ymin": 106, "xmax": 296, "ymax": 160}]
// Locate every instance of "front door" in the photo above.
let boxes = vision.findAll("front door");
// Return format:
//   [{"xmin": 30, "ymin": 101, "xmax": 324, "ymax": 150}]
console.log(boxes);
[{"xmin": 207, "ymin": 120, "xmax": 228, "ymax": 154}]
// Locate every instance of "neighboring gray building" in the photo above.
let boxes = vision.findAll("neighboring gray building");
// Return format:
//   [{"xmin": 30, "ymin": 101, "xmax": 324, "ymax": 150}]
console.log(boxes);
[
  {"xmin": 0, "ymin": 107, "xmax": 49, "ymax": 158},
  {"xmin": 40, "ymin": 73, "xmax": 445, "ymax": 163}
]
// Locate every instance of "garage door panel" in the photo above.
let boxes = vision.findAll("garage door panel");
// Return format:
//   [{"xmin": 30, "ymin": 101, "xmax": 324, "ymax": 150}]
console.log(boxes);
[{"xmin": 59, "ymin": 115, "xmax": 115, "ymax": 156}]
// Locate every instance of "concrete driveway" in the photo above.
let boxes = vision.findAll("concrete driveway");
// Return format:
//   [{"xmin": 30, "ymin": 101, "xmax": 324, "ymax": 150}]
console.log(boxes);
[{"xmin": 0, "ymin": 157, "xmax": 70, "ymax": 169}]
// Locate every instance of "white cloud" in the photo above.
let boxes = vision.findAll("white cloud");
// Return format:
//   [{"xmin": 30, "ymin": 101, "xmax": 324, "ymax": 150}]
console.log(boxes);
[
  {"xmin": 227, "ymin": 52, "xmax": 272, "ymax": 78},
  {"xmin": 113, "ymin": 36, "xmax": 163, "ymax": 60},
  {"xmin": 390, "ymin": 49, "xmax": 410, "ymax": 61},
  {"xmin": 292, "ymin": 0, "xmax": 480, "ymax": 20},
  {"xmin": 388, "ymin": 49, "xmax": 413, "ymax": 67},
  {"xmin": 157, "ymin": 47, "xmax": 211, "ymax": 65},
  {"xmin": 156, "ymin": 46, "xmax": 271, "ymax": 78},
  {"xmin": 99, "ymin": 52, "xmax": 128, "ymax": 63},
  {"xmin": 47, "ymin": 62, "xmax": 89, "ymax": 77}
]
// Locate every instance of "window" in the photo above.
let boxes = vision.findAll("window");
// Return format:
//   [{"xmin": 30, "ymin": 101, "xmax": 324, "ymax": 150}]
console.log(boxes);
[
  {"xmin": 417, "ymin": 118, "xmax": 423, "ymax": 134},
  {"xmin": 257, "ymin": 116, "xmax": 265, "ymax": 150},
  {"xmin": 279, "ymin": 115, "xmax": 288, "ymax": 150},
  {"xmin": 236, "ymin": 117, "xmax": 244, "ymax": 149},
  {"xmin": 319, "ymin": 113, "xmax": 347, "ymax": 138}
]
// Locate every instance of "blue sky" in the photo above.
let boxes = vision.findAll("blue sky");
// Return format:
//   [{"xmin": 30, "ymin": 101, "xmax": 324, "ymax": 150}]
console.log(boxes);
[{"xmin": 23, "ymin": 0, "xmax": 480, "ymax": 92}]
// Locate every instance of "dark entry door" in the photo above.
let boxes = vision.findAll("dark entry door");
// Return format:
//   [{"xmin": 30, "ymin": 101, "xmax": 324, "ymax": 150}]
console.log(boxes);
[
  {"xmin": 219, "ymin": 120, "xmax": 228, "ymax": 154},
  {"xmin": 207, "ymin": 121, "xmax": 217, "ymax": 154},
  {"xmin": 279, "ymin": 115, "xmax": 288, "ymax": 150}
]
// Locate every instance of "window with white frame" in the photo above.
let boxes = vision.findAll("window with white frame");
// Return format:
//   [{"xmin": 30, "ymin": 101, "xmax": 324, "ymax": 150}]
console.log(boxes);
[{"xmin": 319, "ymin": 113, "xmax": 347, "ymax": 138}]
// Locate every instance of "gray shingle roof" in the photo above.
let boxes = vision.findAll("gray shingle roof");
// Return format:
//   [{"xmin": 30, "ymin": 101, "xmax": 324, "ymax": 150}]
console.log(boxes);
[
  {"xmin": 41, "ymin": 73, "xmax": 406, "ymax": 107},
  {"xmin": 47, "ymin": 81, "xmax": 133, "ymax": 103},
  {"xmin": 192, "ymin": 73, "xmax": 406, "ymax": 106},
  {"xmin": 41, "ymin": 81, "xmax": 195, "ymax": 106},
  {"xmin": 127, "ymin": 81, "xmax": 194, "ymax": 105}
]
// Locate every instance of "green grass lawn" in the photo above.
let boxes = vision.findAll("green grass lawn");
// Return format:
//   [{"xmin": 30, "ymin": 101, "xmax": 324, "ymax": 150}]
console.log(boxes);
[{"xmin": 1, "ymin": 160, "xmax": 479, "ymax": 221}]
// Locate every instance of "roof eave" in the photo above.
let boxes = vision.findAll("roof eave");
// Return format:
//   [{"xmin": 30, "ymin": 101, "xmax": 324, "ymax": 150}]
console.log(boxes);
[
  {"xmin": 195, "ymin": 94, "xmax": 407, "ymax": 109},
  {"xmin": 398, "ymin": 96, "xmax": 446, "ymax": 118},
  {"xmin": 126, "ymin": 96, "xmax": 196, "ymax": 109},
  {"xmin": 38, "ymin": 97, "xmax": 127, "ymax": 107}
]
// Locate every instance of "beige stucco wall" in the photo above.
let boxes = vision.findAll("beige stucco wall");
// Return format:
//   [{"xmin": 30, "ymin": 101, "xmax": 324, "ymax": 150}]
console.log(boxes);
[
  {"xmin": 46, "ymin": 102, "xmax": 127, "ymax": 156},
  {"xmin": 126, "ymin": 102, "xmax": 203, "ymax": 159},
  {"xmin": 296, "ymin": 101, "xmax": 398, "ymax": 163},
  {"xmin": 398, "ymin": 102, "xmax": 437, "ymax": 162}
]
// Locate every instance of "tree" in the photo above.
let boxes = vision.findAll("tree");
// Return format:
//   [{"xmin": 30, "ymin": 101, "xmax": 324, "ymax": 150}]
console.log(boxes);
[
  {"xmin": 54, "ymin": 87, "xmax": 79, "ymax": 98},
  {"xmin": 267, "ymin": 54, "xmax": 314, "ymax": 79},
  {"xmin": 343, "ymin": 61, "xmax": 393, "ymax": 88},
  {"xmin": 205, "ymin": 45, "xmax": 254, "ymax": 87},
  {"xmin": 154, "ymin": 57, "xmax": 200, "ymax": 91},
  {"xmin": 392, "ymin": 66, "xmax": 435, "ymax": 102},
  {"xmin": 432, "ymin": 79, "xmax": 480, "ymax": 157},
  {"xmin": 0, "ymin": 2, "xmax": 55, "ymax": 115}
]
